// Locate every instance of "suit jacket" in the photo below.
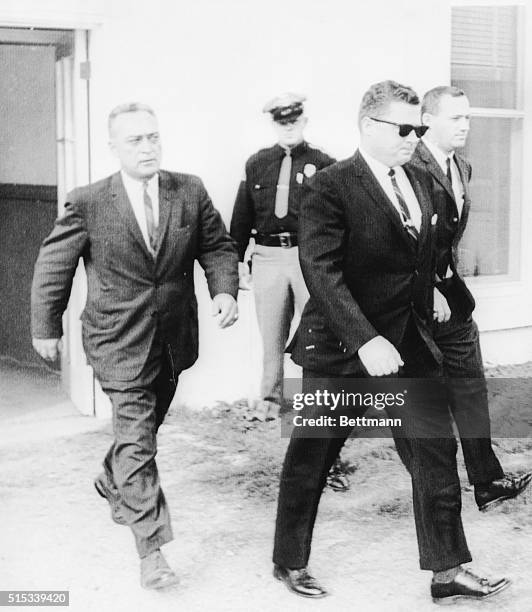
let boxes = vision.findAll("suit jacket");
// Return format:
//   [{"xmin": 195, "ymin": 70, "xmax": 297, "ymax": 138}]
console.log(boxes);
[
  {"xmin": 410, "ymin": 140, "xmax": 475, "ymax": 318},
  {"xmin": 31, "ymin": 170, "xmax": 239, "ymax": 382},
  {"xmin": 291, "ymin": 150, "xmax": 441, "ymax": 375}
]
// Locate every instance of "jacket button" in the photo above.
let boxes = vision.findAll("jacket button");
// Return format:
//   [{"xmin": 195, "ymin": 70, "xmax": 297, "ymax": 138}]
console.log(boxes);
[
  {"xmin": 183, "ymin": 272, "xmax": 187, "ymax": 277},
  {"xmin": 453, "ymin": 217, "xmax": 458, "ymax": 223},
  {"xmin": 410, "ymin": 301, "xmax": 415, "ymax": 307}
]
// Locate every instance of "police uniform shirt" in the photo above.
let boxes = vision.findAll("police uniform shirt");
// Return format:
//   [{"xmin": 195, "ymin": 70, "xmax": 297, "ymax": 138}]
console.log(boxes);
[{"xmin": 230, "ymin": 141, "xmax": 336, "ymax": 260}]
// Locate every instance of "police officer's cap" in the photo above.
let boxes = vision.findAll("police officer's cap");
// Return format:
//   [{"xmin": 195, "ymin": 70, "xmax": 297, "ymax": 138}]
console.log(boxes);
[{"xmin": 262, "ymin": 92, "xmax": 306, "ymax": 124}]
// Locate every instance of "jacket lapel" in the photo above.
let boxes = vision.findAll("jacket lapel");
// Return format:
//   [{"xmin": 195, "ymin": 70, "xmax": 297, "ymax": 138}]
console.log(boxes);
[
  {"xmin": 156, "ymin": 171, "xmax": 173, "ymax": 256},
  {"xmin": 354, "ymin": 151, "xmax": 416, "ymax": 252},
  {"xmin": 453, "ymin": 153, "xmax": 471, "ymax": 244},
  {"xmin": 155, "ymin": 171, "xmax": 186, "ymax": 258},
  {"xmin": 404, "ymin": 164, "xmax": 430, "ymax": 250},
  {"xmin": 416, "ymin": 140, "xmax": 457, "ymax": 209},
  {"xmin": 109, "ymin": 172, "xmax": 153, "ymax": 263}
]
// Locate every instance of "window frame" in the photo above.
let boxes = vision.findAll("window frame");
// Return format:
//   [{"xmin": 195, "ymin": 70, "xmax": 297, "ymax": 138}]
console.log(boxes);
[
  {"xmin": 451, "ymin": 5, "xmax": 525, "ymax": 285},
  {"xmin": 449, "ymin": 3, "xmax": 531, "ymax": 332}
]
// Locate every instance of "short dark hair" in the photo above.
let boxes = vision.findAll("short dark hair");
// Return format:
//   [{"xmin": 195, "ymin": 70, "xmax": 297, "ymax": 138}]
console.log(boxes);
[
  {"xmin": 108, "ymin": 102, "xmax": 156, "ymax": 134},
  {"xmin": 421, "ymin": 86, "xmax": 466, "ymax": 116},
  {"xmin": 358, "ymin": 80, "xmax": 419, "ymax": 127}
]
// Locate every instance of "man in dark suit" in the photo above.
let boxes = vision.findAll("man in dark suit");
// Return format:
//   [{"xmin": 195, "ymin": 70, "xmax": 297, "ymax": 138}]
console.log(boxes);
[
  {"xmin": 272, "ymin": 81, "xmax": 509, "ymax": 604},
  {"xmin": 411, "ymin": 85, "xmax": 531, "ymax": 511},
  {"xmin": 31, "ymin": 102, "xmax": 239, "ymax": 589}
]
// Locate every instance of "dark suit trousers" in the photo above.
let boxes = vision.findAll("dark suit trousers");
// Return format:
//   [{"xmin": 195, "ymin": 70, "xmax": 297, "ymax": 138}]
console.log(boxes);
[
  {"xmin": 435, "ymin": 312, "xmax": 504, "ymax": 485},
  {"xmin": 273, "ymin": 326, "xmax": 472, "ymax": 572},
  {"xmin": 99, "ymin": 331, "xmax": 178, "ymax": 558}
]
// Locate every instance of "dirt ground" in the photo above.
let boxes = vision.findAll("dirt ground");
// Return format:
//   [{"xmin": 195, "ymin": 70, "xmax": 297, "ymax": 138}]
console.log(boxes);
[{"xmin": 1, "ymin": 359, "xmax": 531, "ymax": 612}]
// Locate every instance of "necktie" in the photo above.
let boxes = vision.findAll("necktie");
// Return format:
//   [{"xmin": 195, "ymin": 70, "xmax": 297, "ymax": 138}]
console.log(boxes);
[
  {"xmin": 388, "ymin": 169, "xmax": 419, "ymax": 242},
  {"xmin": 447, "ymin": 154, "xmax": 463, "ymax": 219},
  {"xmin": 446, "ymin": 156, "xmax": 453, "ymax": 186},
  {"xmin": 274, "ymin": 149, "xmax": 292, "ymax": 218},
  {"xmin": 143, "ymin": 180, "xmax": 158, "ymax": 253}
]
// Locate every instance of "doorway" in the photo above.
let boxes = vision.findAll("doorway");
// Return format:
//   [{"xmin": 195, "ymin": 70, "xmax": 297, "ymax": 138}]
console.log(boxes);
[{"xmin": 0, "ymin": 27, "xmax": 94, "ymax": 414}]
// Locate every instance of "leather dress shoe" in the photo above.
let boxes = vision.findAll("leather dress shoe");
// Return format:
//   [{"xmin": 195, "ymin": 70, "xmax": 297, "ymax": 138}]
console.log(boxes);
[
  {"xmin": 140, "ymin": 549, "xmax": 179, "ymax": 590},
  {"xmin": 250, "ymin": 400, "xmax": 281, "ymax": 422},
  {"xmin": 431, "ymin": 568, "xmax": 510, "ymax": 604},
  {"xmin": 326, "ymin": 458, "xmax": 351, "ymax": 492},
  {"xmin": 326, "ymin": 471, "xmax": 350, "ymax": 492},
  {"xmin": 475, "ymin": 471, "xmax": 532, "ymax": 512},
  {"xmin": 94, "ymin": 473, "xmax": 127, "ymax": 525},
  {"xmin": 273, "ymin": 564, "xmax": 328, "ymax": 598}
]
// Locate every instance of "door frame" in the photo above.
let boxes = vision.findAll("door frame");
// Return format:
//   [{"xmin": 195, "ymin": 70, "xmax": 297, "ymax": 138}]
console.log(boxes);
[
  {"xmin": 56, "ymin": 30, "xmax": 95, "ymax": 415},
  {"xmin": 0, "ymin": 8, "xmax": 103, "ymax": 415}
]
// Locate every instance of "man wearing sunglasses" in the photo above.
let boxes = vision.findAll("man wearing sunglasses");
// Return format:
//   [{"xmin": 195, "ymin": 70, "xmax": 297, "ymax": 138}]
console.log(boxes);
[
  {"xmin": 272, "ymin": 80, "xmax": 509, "ymax": 604},
  {"xmin": 410, "ymin": 85, "xmax": 531, "ymax": 510}
]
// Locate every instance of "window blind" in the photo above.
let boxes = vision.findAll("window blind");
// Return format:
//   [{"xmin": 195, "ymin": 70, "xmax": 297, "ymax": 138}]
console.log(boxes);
[{"xmin": 452, "ymin": 6, "xmax": 516, "ymax": 69}]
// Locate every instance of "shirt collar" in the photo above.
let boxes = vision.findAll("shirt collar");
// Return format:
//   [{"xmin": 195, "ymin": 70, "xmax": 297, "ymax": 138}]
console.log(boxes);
[
  {"xmin": 358, "ymin": 145, "xmax": 399, "ymax": 181},
  {"xmin": 120, "ymin": 170, "xmax": 159, "ymax": 191},
  {"xmin": 422, "ymin": 137, "xmax": 454, "ymax": 173},
  {"xmin": 275, "ymin": 140, "xmax": 307, "ymax": 158}
]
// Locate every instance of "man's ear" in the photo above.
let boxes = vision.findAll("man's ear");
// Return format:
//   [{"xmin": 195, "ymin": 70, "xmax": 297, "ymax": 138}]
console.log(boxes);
[
  {"xmin": 109, "ymin": 140, "xmax": 118, "ymax": 159},
  {"xmin": 421, "ymin": 112, "xmax": 433, "ymax": 127},
  {"xmin": 301, "ymin": 116, "xmax": 309, "ymax": 129},
  {"xmin": 360, "ymin": 116, "xmax": 373, "ymax": 136}
]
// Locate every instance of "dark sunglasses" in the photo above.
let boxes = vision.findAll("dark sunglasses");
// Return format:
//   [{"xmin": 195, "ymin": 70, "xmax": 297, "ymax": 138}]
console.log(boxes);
[{"xmin": 369, "ymin": 117, "xmax": 428, "ymax": 138}]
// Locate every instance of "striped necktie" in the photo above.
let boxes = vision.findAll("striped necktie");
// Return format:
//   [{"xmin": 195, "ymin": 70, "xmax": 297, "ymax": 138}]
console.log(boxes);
[
  {"xmin": 274, "ymin": 149, "xmax": 291, "ymax": 218},
  {"xmin": 388, "ymin": 169, "xmax": 419, "ymax": 242},
  {"xmin": 143, "ymin": 180, "xmax": 158, "ymax": 253}
]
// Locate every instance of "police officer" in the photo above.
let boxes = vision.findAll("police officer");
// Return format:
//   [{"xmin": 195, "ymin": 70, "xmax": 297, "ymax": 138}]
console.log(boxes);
[{"xmin": 230, "ymin": 93, "xmax": 335, "ymax": 420}]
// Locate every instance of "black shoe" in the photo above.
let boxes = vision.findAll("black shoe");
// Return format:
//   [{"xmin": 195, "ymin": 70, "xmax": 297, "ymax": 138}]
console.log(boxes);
[
  {"xmin": 326, "ymin": 472, "xmax": 350, "ymax": 492},
  {"xmin": 273, "ymin": 565, "xmax": 328, "ymax": 598},
  {"xmin": 326, "ymin": 458, "xmax": 351, "ymax": 492},
  {"xmin": 94, "ymin": 473, "xmax": 127, "ymax": 525},
  {"xmin": 475, "ymin": 471, "xmax": 532, "ymax": 511},
  {"xmin": 431, "ymin": 568, "xmax": 510, "ymax": 604}
]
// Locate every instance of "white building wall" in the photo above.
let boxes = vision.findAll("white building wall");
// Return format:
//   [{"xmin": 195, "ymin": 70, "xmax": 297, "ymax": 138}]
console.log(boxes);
[
  {"xmin": 85, "ymin": 0, "xmax": 452, "ymax": 407},
  {"xmin": 1, "ymin": 0, "xmax": 530, "ymax": 410}
]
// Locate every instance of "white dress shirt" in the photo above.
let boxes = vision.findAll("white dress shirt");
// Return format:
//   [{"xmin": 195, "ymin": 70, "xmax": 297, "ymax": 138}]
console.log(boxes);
[
  {"xmin": 359, "ymin": 147, "xmax": 422, "ymax": 232},
  {"xmin": 422, "ymin": 138, "xmax": 464, "ymax": 218},
  {"xmin": 120, "ymin": 171, "xmax": 160, "ymax": 253}
]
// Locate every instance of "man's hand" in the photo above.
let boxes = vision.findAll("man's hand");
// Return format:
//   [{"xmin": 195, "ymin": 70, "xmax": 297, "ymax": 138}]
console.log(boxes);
[
  {"xmin": 212, "ymin": 293, "xmax": 238, "ymax": 328},
  {"xmin": 32, "ymin": 338, "xmax": 62, "ymax": 361},
  {"xmin": 358, "ymin": 336, "xmax": 404, "ymax": 376},
  {"xmin": 238, "ymin": 262, "xmax": 252, "ymax": 291},
  {"xmin": 433, "ymin": 287, "xmax": 451, "ymax": 323}
]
